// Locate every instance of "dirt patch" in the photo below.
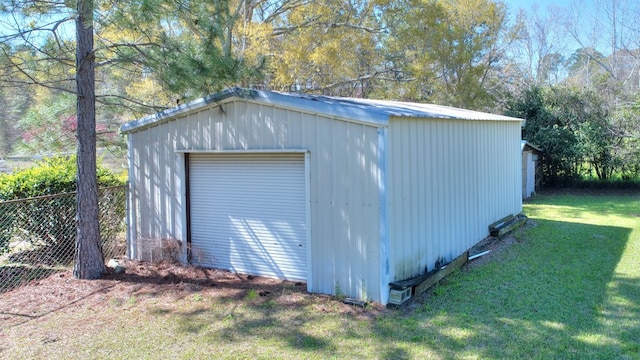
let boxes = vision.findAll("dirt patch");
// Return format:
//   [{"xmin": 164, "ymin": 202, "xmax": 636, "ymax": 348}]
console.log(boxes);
[
  {"xmin": 0, "ymin": 260, "xmax": 385, "ymax": 328},
  {"xmin": 463, "ymin": 221, "xmax": 531, "ymax": 269}
]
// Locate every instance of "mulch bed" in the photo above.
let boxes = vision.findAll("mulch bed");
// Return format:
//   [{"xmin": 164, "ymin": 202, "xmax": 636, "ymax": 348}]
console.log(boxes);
[{"xmin": 0, "ymin": 260, "xmax": 385, "ymax": 328}]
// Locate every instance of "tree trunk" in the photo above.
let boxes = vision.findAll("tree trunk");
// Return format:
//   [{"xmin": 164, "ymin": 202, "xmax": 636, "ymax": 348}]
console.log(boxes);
[{"xmin": 74, "ymin": 0, "xmax": 104, "ymax": 279}]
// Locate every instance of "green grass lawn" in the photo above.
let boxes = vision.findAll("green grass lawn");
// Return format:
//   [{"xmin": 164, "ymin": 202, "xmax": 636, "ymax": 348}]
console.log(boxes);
[{"xmin": 2, "ymin": 192, "xmax": 639, "ymax": 359}]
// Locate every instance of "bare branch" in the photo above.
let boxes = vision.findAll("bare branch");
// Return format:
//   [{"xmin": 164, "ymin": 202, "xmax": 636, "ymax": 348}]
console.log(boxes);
[
  {"xmin": 272, "ymin": 15, "xmax": 322, "ymax": 35},
  {"xmin": 257, "ymin": 0, "xmax": 312, "ymax": 24},
  {"xmin": 96, "ymin": 94, "xmax": 170, "ymax": 112}
]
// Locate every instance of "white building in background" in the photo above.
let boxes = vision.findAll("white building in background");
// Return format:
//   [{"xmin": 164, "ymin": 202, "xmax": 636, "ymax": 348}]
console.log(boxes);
[{"xmin": 522, "ymin": 141, "xmax": 543, "ymax": 199}]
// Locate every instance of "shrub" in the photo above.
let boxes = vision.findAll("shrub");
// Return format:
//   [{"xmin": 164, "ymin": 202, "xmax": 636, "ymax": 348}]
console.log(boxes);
[
  {"xmin": 573, "ymin": 178, "xmax": 640, "ymax": 190},
  {"xmin": 0, "ymin": 156, "xmax": 123, "ymax": 199},
  {"xmin": 0, "ymin": 156, "xmax": 126, "ymax": 260}
]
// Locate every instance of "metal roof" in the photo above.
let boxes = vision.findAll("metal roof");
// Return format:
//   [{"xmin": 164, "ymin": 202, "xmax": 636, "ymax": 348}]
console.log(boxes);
[
  {"xmin": 521, "ymin": 140, "xmax": 544, "ymax": 153},
  {"xmin": 120, "ymin": 87, "xmax": 523, "ymax": 134}
]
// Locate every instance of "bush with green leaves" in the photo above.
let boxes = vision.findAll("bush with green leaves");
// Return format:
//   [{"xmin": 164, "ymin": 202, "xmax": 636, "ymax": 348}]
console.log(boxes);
[
  {"xmin": 506, "ymin": 85, "xmax": 640, "ymax": 187},
  {"xmin": 0, "ymin": 156, "xmax": 126, "ymax": 261},
  {"xmin": 0, "ymin": 156, "xmax": 123, "ymax": 199},
  {"xmin": 507, "ymin": 86, "xmax": 582, "ymax": 186}
]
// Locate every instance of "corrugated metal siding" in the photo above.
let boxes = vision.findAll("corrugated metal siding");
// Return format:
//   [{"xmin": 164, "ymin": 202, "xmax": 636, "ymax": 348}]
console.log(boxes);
[
  {"xmin": 522, "ymin": 151, "xmax": 535, "ymax": 199},
  {"xmin": 189, "ymin": 154, "xmax": 307, "ymax": 281},
  {"xmin": 127, "ymin": 121, "xmax": 185, "ymax": 261},
  {"xmin": 127, "ymin": 99, "xmax": 383, "ymax": 302},
  {"xmin": 528, "ymin": 154, "xmax": 536, "ymax": 196},
  {"xmin": 386, "ymin": 117, "xmax": 522, "ymax": 281}
]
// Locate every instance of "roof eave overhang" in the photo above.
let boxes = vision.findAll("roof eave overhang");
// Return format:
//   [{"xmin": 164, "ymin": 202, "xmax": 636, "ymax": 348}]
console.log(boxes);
[
  {"xmin": 120, "ymin": 87, "xmax": 391, "ymax": 134},
  {"xmin": 120, "ymin": 87, "xmax": 524, "ymax": 135},
  {"xmin": 120, "ymin": 88, "xmax": 245, "ymax": 134}
]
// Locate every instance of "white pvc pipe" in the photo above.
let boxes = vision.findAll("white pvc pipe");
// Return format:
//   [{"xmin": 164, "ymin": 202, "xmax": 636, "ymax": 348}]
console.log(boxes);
[{"xmin": 468, "ymin": 250, "xmax": 491, "ymax": 261}]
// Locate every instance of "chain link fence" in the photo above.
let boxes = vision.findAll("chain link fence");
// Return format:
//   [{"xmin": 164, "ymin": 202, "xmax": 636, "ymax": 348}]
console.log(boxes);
[{"xmin": 0, "ymin": 186, "xmax": 127, "ymax": 293}]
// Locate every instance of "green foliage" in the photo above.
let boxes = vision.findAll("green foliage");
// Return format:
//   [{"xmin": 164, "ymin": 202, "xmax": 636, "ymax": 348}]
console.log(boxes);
[
  {"xmin": 507, "ymin": 85, "xmax": 640, "ymax": 187},
  {"xmin": 103, "ymin": 0, "xmax": 259, "ymax": 102},
  {"xmin": 564, "ymin": 48, "xmax": 606, "ymax": 85},
  {"xmin": 265, "ymin": 0, "xmax": 383, "ymax": 97},
  {"xmin": 16, "ymin": 91, "xmax": 75, "ymax": 154},
  {"xmin": 0, "ymin": 156, "xmax": 123, "ymax": 200},
  {"xmin": 614, "ymin": 100, "xmax": 640, "ymax": 180},
  {"xmin": 245, "ymin": 289, "xmax": 258, "ymax": 301},
  {"xmin": 0, "ymin": 156, "xmax": 125, "ymax": 258},
  {"xmin": 383, "ymin": 0, "xmax": 508, "ymax": 108},
  {"xmin": 507, "ymin": 86, "xmax": 581, "ymax": 186},
  {"xmin": 0, "ymin": 83, "xmax": 29, "ymax": 156},
  {"xmin": 548, "ymin": 87, "xmax": 620, "ymax": 181}
]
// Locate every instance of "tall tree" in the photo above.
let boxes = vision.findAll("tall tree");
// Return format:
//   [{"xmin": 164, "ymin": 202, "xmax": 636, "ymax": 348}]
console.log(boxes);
[
  {"xmin": 0, "ymin": 45, "xmax": 28, "ymax": 155},
  {"xmin": 100, "ymin": 0, "xmax": 263, "ymax": 104},
  {"xmin": 74, "ymin": 0, "xmax": 104, "ymax": 278},
  {"xmin": 563, "ymin": 47, "xmax": 606, "ymax": 89},
  {"xmin": 0, "ymin": 0, "xmax": 105, "ymax": 277},
  {"xmin": 508, "ymin": 4, "xmax": 568, "ymax": 87},
  {"xmin": 383, "ymin": 0, "xmax": 511, "ymax": 108},
  {"xmin": 506, "ymin": 86, "xmax": 581, "ymax": 186},
  {"xmin": 262, "ymin": 0, "xmax": 385, "ymax": 97},
  {"xmin": 564, "ymin": 0, "xmax": 640, "ymax": 103},
  {"xmin": 1, "ymin": 0, "xmax": 263, "ymax": 277}
]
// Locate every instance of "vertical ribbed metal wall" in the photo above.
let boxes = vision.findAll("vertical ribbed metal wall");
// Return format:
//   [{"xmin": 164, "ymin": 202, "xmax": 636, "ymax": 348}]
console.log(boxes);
[
  {"xmin": 127, "ymin": 99, "xmax": 383, "ymax": 302},
  {"xmin": 386, "ymin": 117, "xmax": 522, "ymax": 281},
  {"xmin": 126, "ymin": 96, "xmax": 523, "ymax": 303}
]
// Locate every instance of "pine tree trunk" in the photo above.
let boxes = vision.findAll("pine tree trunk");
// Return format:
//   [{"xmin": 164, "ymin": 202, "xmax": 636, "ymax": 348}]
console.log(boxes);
[{"xmin": 74, "ymin": 0, "xmax": 104, "ymax": 279}]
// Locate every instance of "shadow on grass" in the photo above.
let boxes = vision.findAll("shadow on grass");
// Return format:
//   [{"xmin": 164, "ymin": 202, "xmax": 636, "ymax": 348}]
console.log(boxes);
[
  {"xmin": 105, "ymin": 265, "xmax": 340, "ymax": 352},
  {"xmin": 370, "ymin": 219, "xmax": 637, "ymax": 359},
  {"xmin": 147, "ymin": 218, "xmax": 637, "ymax": 358},
  {"xmin": 0, "ymin": 244, "xmax": 71, "ymax": 293},
  {"xmin": 82, "ymin": 203, "xmax": 638, "ymax": 359},
  {"xmin": 0, "ymin": 265, "xmax": 60, "ymax": 294},
  {"xmin": 163, "ymin": 297, "xmax": 336, "ymax": 353}
]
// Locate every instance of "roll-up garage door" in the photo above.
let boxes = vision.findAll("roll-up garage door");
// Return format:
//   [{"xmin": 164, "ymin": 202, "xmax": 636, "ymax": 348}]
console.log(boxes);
[{"xmin": 188, "ymin": 153, "xmax": 307, "ymax": 281}]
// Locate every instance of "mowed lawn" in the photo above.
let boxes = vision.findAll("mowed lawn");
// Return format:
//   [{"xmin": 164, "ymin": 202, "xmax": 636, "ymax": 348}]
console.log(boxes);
[{"xmin": 1, "ymin": 192, "xmax": 639, "ymax": 359}]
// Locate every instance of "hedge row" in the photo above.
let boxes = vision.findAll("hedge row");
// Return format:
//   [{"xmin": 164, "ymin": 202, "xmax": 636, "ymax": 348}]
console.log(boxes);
[
  {"xmin": 0, "ymin": 156, "xmax": 126, "ymax": 259},
  {"xmin": 0, "ymin": 156, "xmax": 124, "ymax": 200}
]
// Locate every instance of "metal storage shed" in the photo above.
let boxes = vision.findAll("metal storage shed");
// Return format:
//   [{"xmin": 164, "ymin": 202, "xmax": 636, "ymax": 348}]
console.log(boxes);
[
  {"xmin": 120, "ymin": 87, "xmax": 523, "ymax": 305},
  {"xmin": 522, "ymin": 141, "xmax": 543, "ymax": 199}
]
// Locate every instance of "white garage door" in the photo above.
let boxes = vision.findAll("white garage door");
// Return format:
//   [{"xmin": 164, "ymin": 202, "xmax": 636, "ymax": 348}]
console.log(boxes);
[{"xmin": 188, "ymin": 153, "xmax": 307, "ymax": 281}]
